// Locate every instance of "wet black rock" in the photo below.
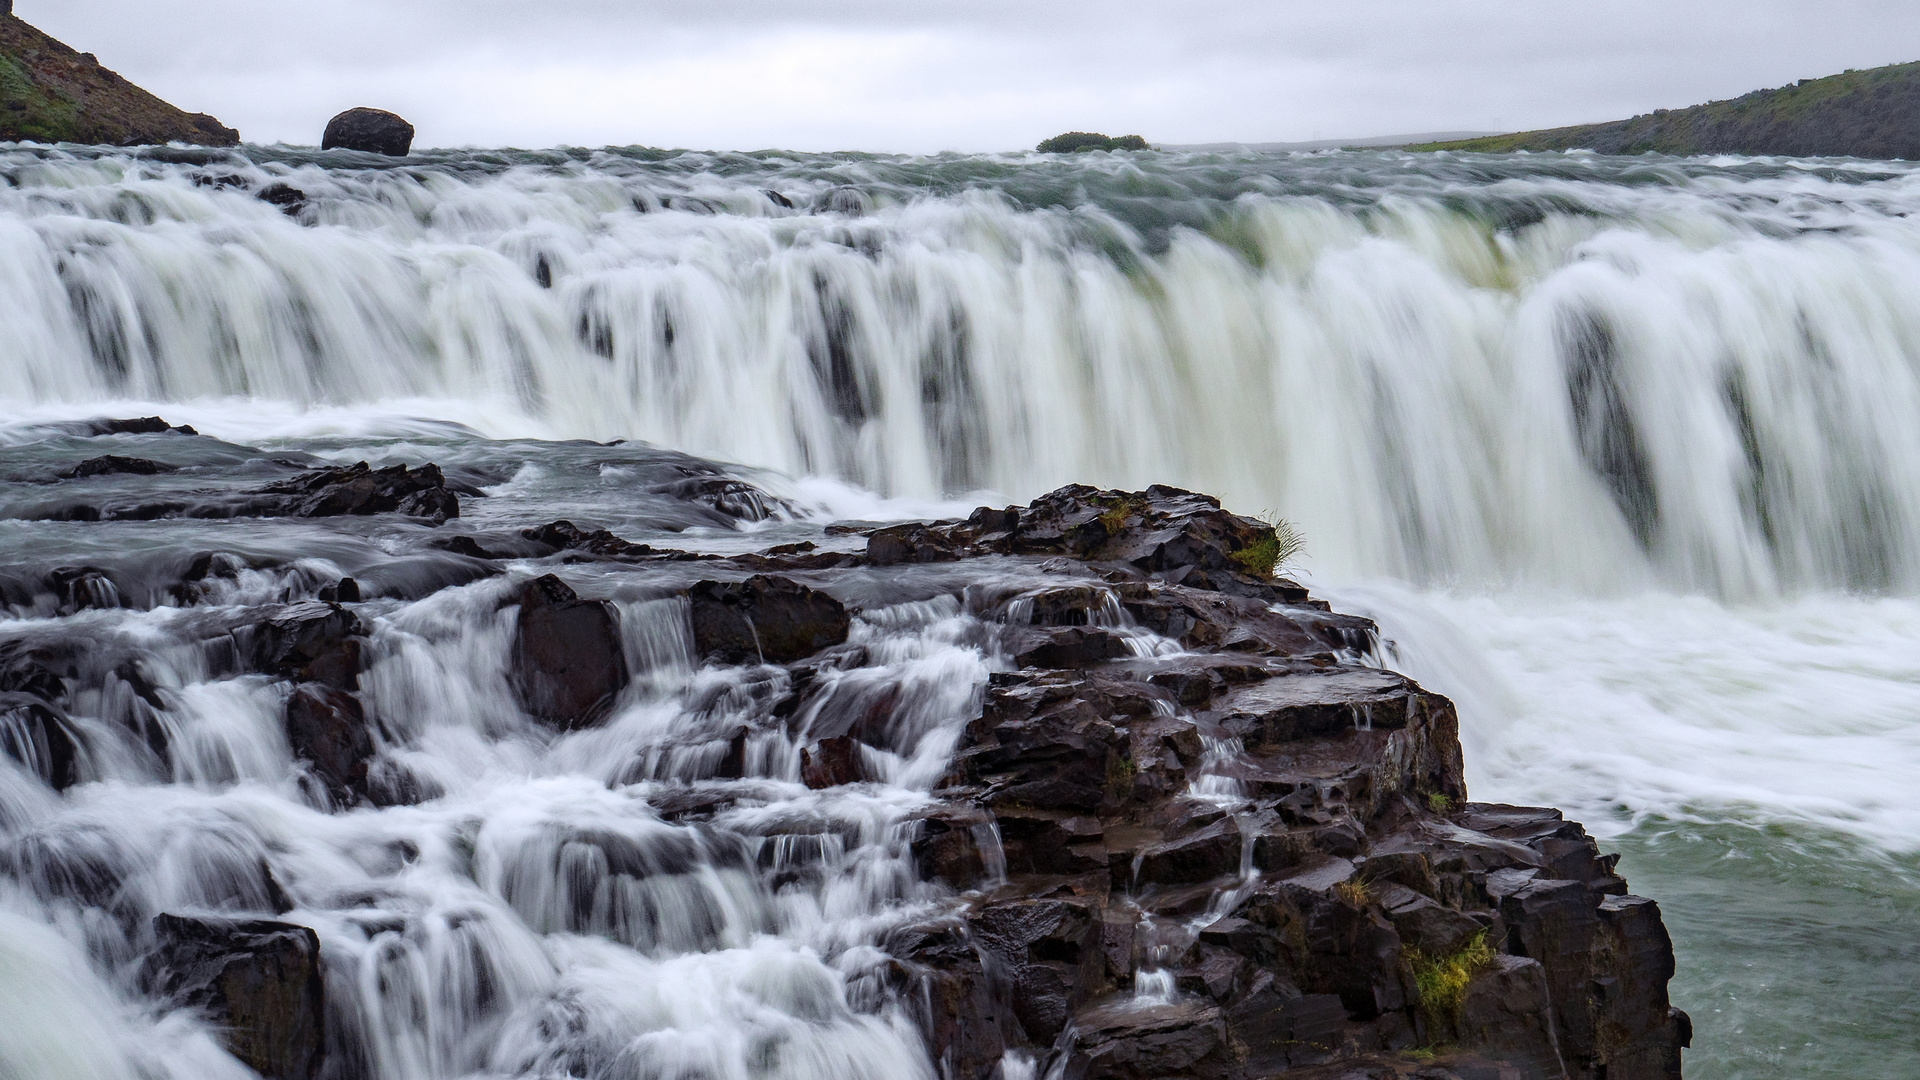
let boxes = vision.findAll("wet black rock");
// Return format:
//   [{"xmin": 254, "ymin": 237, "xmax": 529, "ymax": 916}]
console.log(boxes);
[
  {"xmin": 258, "ymin": 182, "xmax": 307, "ymax": 215},
  {"xmin": 143, "ymin": 914, "xmax": 326, "ymax": 1080},
  {"xmin": 687, "ymin": 575, "xmax": 851, "ymax": 665},
  {"xmin": 510, "ymin": 574, "xmax": 629, "ymax": 729},
  {"xmin": 252, "ymin": 461, "xmax": 460, "ymax": 523},
  {"xmin": 869, "ymin": 489, "xmax": 1685, "ymax": 1080},
  {"xmin": 321, "ymin": 107, "xmax": 414, "ymax": 156},
  {"xmin": 285, "ymin": 684, "xmax": 374, "ymax": 807},
  {"xmin": 46, "ymin": 565, "xmax": 123, "ymax": 612},
  {"xmin": 246, "ymin": 601, "xmax": 366, "ymax": 690},
  {"xmin": 0, "ymin": 693, "xmax": 80, "ymax": 789},
  {"xmin": 801, "ymin": 734, "xmax": 865, "ymax": 788},
  {"xmin": 85, "ymin": 416, "xmax": 198, "ymax": 436},
  {"xmin": 60, "ymin": 454, "xmax": 177, "ymax": 478},
  {"xmin": 867, "ymin": 484, "xmax": 1308, "ymax": 602}
]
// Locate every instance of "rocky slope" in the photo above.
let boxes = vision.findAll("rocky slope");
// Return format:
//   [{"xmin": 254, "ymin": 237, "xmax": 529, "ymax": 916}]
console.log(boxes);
[
  {"xmin": 0, "ymin": 8, "xmax": 238, "ymax": 145},
  {"xmin": 1418, "ymin": 60, "xmax": 1920, "ymax": 159},
  {"xmin": 0, "ymin": 423, "xmax": 1689, "ymax": 1080}
]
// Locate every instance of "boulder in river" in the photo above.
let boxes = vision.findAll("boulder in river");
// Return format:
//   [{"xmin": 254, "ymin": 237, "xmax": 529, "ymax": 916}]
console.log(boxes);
[
  {"xmin": 686, "ymin": 575, "xmax": 850, "ymax": 665},
  {"xmin": 252, "ymin": 461, "xmax": 461, "ymax": 523},
  {"xmin": 321, "ymin": 107, "xmax": 414, "ymax": 156},
  {"xmin": 285, "ymin": 684, "xmax": 374, "ymax": 806},
  {"xmin": 510, "ymin": 574, "xmax": 629, "ymax": 729},
  {"xmin": 142, "ymin": 914, "xmax": 326, "ymax": 1080},
  {"xmin": 60, "ymin": 454, "xmax": 178, "ymax": 478}
]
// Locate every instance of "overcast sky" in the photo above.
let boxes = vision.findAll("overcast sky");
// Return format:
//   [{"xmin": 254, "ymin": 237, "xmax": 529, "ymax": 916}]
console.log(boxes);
[{"xmin": 25, "ymin": 0, "xmax": 1920, "ymax": 152}]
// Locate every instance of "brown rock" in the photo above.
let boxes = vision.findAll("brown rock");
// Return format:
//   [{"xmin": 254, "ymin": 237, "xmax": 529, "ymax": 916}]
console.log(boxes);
[{"xmin": 510, "ymin": 575, "xmax": 629, "ymax": 729}]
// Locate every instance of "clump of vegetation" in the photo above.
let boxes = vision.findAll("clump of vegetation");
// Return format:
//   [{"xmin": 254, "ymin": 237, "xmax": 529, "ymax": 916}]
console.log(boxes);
[
  {"xmin": 1409, "ymin": 931, "xmax": 1496, "ymax": 1040},
  {"xmin": 1104, "ymin": 753, "xmax": 1138, "ymax": 798},
  {"xmin": 1037, "ymin": 132, "xmax": 1151, "ymax": 153},
  {"xmin": 1334, "ymin": 877, "xmax": 1375, "ymax": 908},
  {"xmin": 1428, "ymin": 792, "xmax": 1455, "ymax": 814},
  {"xmin": 1229, "ymin": 514, "xmax": 1305, "ymax": 580}
]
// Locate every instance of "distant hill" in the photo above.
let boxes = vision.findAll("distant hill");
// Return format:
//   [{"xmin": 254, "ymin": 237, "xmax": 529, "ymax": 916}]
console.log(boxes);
[
  {"xmin": 1415, "ymin": 61, "xmax": 1920, "ymax": 159},
  {"xmin": 0, "ymin": 9, "xmax": 238, "ymax": 146},
  {"xmin": 1166, "ymin": 132, "xmax": 1500, "ymax": 153}
]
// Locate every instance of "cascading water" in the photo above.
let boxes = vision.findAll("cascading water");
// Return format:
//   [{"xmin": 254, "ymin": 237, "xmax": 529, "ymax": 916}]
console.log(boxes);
[
  {"xmin": 2, "ymin": 142, "xmax": 1919, "ymax": 1080},
  {"xmin": 8, "ymin": 145, "xmax": 1920, "ymax": 594}
]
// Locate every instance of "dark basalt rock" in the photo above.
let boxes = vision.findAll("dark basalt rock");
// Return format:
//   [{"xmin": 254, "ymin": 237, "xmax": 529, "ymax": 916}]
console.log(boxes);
[
  {"xmin": 87, "ymin": 416, "xmax": 198, "ymax": 436},
  {"xmin": 46, "ymin": 565, "xmax": 123, "ymax": 611},
  {"xmin": 878, "ymin": 490, "xmax": 1684, "ymax": 1080},
  {"xmin": 510, "ymin": 574, "xmax": 629, "ymax": 729},
  {"xmin": 285, "ymin": 684, "xmax": 373, "ymax": 806},
  {"xmin": 142, "ymin": 914, "xmax": 326, "ymax": 1080},
  {"xmin": 867, "ymin": 484, "xmax": 1308, "ymax": 602},
  {"xmin": 245, "ymin": 601, "xmax": 366, "ymax": 690},
  {"xmin": 0, "ymin": 692, "xmax": 80, "ymax": 789},
  {"xmin": 61, "ymin": 454, "xmax": 177, "ymax": 478},
  {"xmin": 258, "ymin": 183, "xmax": 306, "ymax": 215},
  {"xmin": 321, "ymin": 107, "xmax": 414, "ymax": 156},
  {"xmin": 252, "ymin": 461, "xmax": 460, "ymax": 523},
  {"xmin": 800, "ymin": 734, "xmax": 865, "ymax": 788},
  {"xmin": 686, "ymin": 575, "xmax": 850, "ymax": 665}
]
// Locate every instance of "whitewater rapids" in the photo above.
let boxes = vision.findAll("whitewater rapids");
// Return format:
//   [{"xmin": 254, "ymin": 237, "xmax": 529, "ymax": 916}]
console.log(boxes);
[{"xmin": 1, "ymin": 142, "xmax": 1918, "ymax": 1079}]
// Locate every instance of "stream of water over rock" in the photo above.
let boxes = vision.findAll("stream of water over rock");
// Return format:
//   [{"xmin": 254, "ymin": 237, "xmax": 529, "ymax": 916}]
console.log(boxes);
[{"xmin": 1, "ymin": 143, "xmax": 1917, "ymax": 1079}]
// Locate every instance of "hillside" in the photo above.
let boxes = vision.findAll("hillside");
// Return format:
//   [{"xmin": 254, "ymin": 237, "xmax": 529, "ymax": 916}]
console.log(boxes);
[
  {"xmin": 1417, "ymin": 61, "xmax": 1920, "ymax": 159},
  {"xmin": 0, "ymin": 8, "xmax": 238, "ymax": 146}
]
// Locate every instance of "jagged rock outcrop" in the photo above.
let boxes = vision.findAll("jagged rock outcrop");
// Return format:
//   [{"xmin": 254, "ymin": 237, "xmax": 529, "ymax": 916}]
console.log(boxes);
[
  {"xmin": 142, "ymin": 914, "xmax": 326, "ymax": 1080},
  {"xmin": 321, "ymin": 107, "xmax": 414, "ymax": 156},
  {"xmin": 251, "ymin": 462, "xmax": 461, "ymax": 522},
  {"xmin": 0, "ymin": 13, "xmax": 239, "ymax": 145}
]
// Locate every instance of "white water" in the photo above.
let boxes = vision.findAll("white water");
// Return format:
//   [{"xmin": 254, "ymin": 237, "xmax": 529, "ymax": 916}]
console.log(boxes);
[
  {"xmin": 9, "ymin": 147, "xmax": 1920, "ymax": 595},
  {"xmin": 4, "ymin": 144, "xmax": 1920, "ymax": 1079}
]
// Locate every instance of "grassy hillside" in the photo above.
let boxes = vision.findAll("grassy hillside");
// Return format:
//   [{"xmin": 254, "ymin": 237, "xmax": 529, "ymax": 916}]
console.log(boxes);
[
  {"xmin": 1416, "ymin": 61, "xmax": 1920, "ymax": 159},
  {"xmin": 0, "ymin": 11, "xmax": 237, "ymax": 146}
]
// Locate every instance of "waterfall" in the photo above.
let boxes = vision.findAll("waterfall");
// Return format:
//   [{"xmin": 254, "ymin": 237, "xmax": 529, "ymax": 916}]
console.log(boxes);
[{"xmin": 6, "ymin": 147, "xmax": 1920, "ymax": 595}]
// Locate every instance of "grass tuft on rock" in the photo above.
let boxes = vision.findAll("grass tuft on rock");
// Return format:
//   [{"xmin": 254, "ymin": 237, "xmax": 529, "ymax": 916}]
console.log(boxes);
[
  {"xmin": 1409, "ymin": 931, "xmax": 1496, "ymax": 1039},
  {"xmin": 1230, "ymin": 515, "xmax": 1305, "ymax": 580}
]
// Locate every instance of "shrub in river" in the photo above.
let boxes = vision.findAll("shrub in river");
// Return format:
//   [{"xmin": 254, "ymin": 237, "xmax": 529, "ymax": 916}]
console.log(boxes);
[
  {"xmin": 1410, "ymin": 931, "xmax": 1497, "ymax": 1039},
  {"xmin": 1037, "ymin": 131, "xmax": 1151, "ymax": 153}
]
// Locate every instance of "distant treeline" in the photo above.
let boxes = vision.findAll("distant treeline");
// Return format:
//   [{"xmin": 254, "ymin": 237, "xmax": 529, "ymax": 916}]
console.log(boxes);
[{"xmin": 1417, "ymin": 61, "xmax": 1920, "ymax": 159}]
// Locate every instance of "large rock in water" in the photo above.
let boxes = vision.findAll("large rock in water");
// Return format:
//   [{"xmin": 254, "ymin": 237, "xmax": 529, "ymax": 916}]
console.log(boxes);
[
  {"xmin": 142, "ymin": 914, "xmax": 325, "ymax": 1080},
  {"xmin": 285, "ymin": 684, "xmax": 373, "ymax": 806},
  {"xmin": 321, "ymin": 107, "xmax": 414, "ymax": 156},
  {"xmin": 252, "ymin": 462, "xmax": 460, "ymax": 523},
  {"xmin": 510, "ymin": 574, "xmax": 629, "ymax": 728},
  {"xmin": 686, "ymin": 575, "xmax": 850, "ymax": 665}
]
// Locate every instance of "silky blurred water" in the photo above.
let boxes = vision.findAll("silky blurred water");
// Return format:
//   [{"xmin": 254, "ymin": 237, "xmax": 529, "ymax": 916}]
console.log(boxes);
[{"xmin": 3, "ymin": 141, "xmax": 1920, "ymax": 1077}]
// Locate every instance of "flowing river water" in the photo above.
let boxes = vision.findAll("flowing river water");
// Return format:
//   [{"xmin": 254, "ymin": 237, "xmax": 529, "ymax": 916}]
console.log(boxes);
[{"xmin": 2, "ymin": 142, "xmax": 1918, "ymax": 1078}]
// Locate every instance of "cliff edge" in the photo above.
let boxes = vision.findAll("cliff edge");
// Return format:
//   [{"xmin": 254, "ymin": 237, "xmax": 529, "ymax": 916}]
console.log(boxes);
[
  {"xmin": 1417, "ymin": 60, "xmax": 1920, "ymax": 160},
  {"xmin": 0, "ymin": 7, "xmax": 238, "ymax": 146}
]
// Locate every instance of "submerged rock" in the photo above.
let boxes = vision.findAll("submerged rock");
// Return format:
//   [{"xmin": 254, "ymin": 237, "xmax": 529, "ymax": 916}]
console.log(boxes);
[
  {"xmin": 510, "ymin": 574, "xmax": 629, "ymax": 729},
  {"xmin": 60, "ymin": 454, "xmax": 177, "ymax": 478},
  {"xmin": 321, "ymin": 107, "xmax": 414, "ymax": 156},
  {"xmin": 142, "ymin": 914, "xmax": 326, "ymax": 1080}
]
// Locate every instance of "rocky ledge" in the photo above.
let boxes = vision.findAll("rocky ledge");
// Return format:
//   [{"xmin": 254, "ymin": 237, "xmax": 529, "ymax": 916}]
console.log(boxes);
[
  {"xmin": 0, "ymin": 464, "xmax": 1688, "ymax": 1080},
  {"xmin": 836, "ymin": 486, "xmax": 1687, "ymax": 1080}
]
